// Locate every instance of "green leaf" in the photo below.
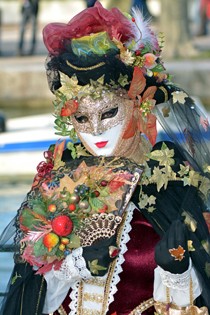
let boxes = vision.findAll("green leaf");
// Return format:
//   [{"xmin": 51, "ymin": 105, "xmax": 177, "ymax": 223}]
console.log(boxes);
[
  {"xmin": 89, "ymin": 197, "xmax": 104, "ymax": 211},
  {"xmin": 88, "ymin": 259, "xmax": 107, "ymax": 275},
  {"xmin": 99, "ymin": 187, "xmax": 109, "ymax": 197},
  {"xmin": 33, "ymin": 238, "xmax": 48, "ymax": 256},
  {"xmin": 30, "ymin": 199, "xmax": 47, "ymax": 216},
  {"xmin": 20, "ymin": 208, "xmax": 37, "ymax": 229}
]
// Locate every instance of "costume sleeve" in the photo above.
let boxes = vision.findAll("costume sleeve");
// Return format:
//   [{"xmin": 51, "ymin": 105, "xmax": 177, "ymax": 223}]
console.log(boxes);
[
  {"xmin": 0, "ymin": 262, "xmax": 46, "ymax": 315},
  {"xmin": 153, "ymin": 259, "xmax": 202, "ymax": 306},
  {"xmin": 134, "ymin": 141, "xmax": 210, "ymax": 310},
  {"xmin": 43, "ymin": 247, "xmax": 92, "ymax": 314}
]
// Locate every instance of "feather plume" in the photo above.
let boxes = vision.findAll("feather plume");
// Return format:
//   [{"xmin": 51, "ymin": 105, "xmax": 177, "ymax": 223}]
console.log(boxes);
[{"xmin": 127, "ymin": 8, "xmax": 160, "ymax": 52}]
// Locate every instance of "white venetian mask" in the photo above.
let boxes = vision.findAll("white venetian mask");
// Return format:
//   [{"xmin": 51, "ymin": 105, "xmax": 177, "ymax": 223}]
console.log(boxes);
[{"xmin": 71, "ymin": 89, "xmax": 135, "ymax": 156}]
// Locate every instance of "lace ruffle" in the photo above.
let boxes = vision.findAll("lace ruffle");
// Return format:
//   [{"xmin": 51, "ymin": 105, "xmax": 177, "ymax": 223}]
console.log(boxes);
[
  {"xmin": 105, "ymin": 202, "xmax": 134, "ymax": 312},
  {"xmin": 54, "ymin": 247, "xmax": 91, "ymax": 281},
  {"xmin": 159, "ymin": 259, "xmax": 192, "ymax": 290},
  {"xmin": 72, "ymin": 247, "xmax": 92, "ymax": 280}
]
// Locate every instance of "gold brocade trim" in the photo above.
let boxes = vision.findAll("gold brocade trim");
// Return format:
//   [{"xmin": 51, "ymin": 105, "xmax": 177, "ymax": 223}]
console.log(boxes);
[
  {"xmin": 84, "ymin": 278, "xmax": 106, "ymax": 287},
  {"xmin": 101, "ymin": 211, "xmax": 128, "ymax": 314},
  {"xmin": 78, "ymin": 280, "xmax": 84, "ymax": 315},
  {"xmin": 58, "ymin": 304, "xmax": 68, "ymax": 315},
  {"xmin": 82, "ymin": 309, "xmax": 101, "ymax": 315},
  {"xmin": 83, "ymin": 292, "xmax": 104, "ymax": 303},
  {"xmin": 158, "ymin": 86, "xmax": 169, "ymax": 102},
  {"xmin": 77, "ymin": 211, "xmax": 128, "ymax": 315},
  {"xmin": 35, "ymin": 276, "xmax": 45, "ymax": 315},
  {"xmin": 66, "ymin": 60, "xmax": 105, "ymax": 71},
  {"xmin": 128, "ymin": 298, "xmax": 154, "ymax": 315}
]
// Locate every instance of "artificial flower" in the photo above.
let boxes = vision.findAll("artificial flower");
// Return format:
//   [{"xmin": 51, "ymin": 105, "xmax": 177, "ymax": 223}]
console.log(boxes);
[
  {"xmin": 60, "ymin": 100, "xmax": 79, "ymax": 117},
  {"xmin": 143, "ymin": 53, "xmax": 157, "ymax": 69}
]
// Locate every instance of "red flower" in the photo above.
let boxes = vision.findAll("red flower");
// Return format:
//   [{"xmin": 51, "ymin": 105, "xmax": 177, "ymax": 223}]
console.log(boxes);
[
  {"xmin": 60, "ymin": 100, "xmax": 79, "ymax": 117},
  {"xmin": 43, "ymin": 1, "xmax": 134, "ymax": 55}
]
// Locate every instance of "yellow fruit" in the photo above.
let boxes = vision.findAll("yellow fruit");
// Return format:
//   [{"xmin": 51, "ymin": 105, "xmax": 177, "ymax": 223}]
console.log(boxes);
[
  {"xmin": 61, "ymin": 237, "xmax": 70, "ymax": 245},
  {"xmin": 43, "ymin": 232, "xmax": 59, "ymax": 251},
  {"xmin": 59, "ymin": 244, "xmax": 66, "ymax": 251}
]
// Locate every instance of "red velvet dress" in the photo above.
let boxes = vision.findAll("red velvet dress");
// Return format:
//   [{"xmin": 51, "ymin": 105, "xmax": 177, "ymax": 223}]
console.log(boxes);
[{"xmin": 53, "ymin": 209, "xmax": 160, "ymax": 315}]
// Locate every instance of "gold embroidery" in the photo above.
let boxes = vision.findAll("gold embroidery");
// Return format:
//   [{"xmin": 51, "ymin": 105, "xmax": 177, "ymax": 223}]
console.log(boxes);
[
  {"xmin": 66, "ymin": 60, "xmax": 105, "ymax": 71},
  {"xmin": 84, "ymin": 278, "xmax": 106, "ymax": 287},
  {"xmin": 128, "ymin": 298, "xmax": 154, "ymax": 315},
  {"xmin": 58, "ymin": 305, "xmax": 68, "ymax": 315},
  {"xmin": 101, "ymin": 211, "xmax": 128, "ymax": 314},
  {"xmin": 82, "ymin": 309, "xmax": 101, "ymax": 315},
  {"xmin": 83, "ymin": 292, "xmax": 104, "ymax": 303}
]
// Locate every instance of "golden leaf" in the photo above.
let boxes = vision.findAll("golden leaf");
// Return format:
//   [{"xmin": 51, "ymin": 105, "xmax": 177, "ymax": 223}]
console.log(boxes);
[
  {"xmin": 201, "ymin": 239, "xmax": 210, "ymax": 254},
  {"xmin": 182, "ymin": 211, "xmax": 197, "ymax": 232},
  {"xmin": 171, "ymin": 91, "xmax": 188, "ymax": 104},
  {"xmin": 205, "ymin": 262, "xmax": 210, "ymax": 277},
  {"xmin": 187, "ymin": 240, "xmax": 195, "ymax": 252},
  {"xmin": 148, "ymin": 143, "xmax": 175, "ymax": 166}
]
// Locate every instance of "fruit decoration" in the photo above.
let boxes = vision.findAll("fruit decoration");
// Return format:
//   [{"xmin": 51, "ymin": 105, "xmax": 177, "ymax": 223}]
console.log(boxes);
[{"xmin": 19, "ymin": 142, "xmax": 143, "ymax": 274}]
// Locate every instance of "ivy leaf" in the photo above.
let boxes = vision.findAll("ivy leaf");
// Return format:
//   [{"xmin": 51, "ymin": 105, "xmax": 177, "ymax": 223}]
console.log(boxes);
[
  {"xmin": 178, "ymin": 164, "xmax": 190, "ymax": 177},
  {"xmin": 151, "ymin": 167, "xmax": 166, "ymax": 191},
  {"xmin": 148, "ymin": 142, "xmax": 175, "ymax": 166},
  {"xmin": 171, "ymin": 91, "xmax": 188, "ymax": 104},
  {"xmin": 76, "ymin": 144, "xmax": 91, "ymax": 158},
  {"xmin": 88, "ymin": 259, "xmax": 107, "ymax": 275}
]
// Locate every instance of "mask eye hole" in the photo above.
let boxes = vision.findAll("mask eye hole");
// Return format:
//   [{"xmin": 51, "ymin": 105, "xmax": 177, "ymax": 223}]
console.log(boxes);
[
  {"xmin": 101, "ymin": 107, "xmax": 118, "ymax": 120},
  {"xmin": 74, "ymin": 115, "xmax": 88, "ymax": 123}
]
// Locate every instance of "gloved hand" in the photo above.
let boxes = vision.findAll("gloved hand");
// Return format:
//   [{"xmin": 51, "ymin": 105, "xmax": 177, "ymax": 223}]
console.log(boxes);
[
  {"xmin": 83, "ymin": 234, "xmax": 119, "ymax": 277},
  {"xmin": 155, "ymin": 220, "xmax": 189, "ymax": 274}
]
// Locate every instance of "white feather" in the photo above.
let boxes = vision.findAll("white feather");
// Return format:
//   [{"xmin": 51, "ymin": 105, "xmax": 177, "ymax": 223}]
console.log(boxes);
[{"xmin": 127, "ymin": 7, "xmax": 159, "ymax": 52}]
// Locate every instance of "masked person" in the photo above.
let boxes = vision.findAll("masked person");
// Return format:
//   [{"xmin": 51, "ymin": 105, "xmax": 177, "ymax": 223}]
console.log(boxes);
[{"xmin": 1, "ymin": 2, "xmax": 210, "ymax": 315}]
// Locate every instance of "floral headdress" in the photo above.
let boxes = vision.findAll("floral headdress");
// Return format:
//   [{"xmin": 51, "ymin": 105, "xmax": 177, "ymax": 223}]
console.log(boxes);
[{"xmin": 43, "ymin": 1, "xmax": 169, "ymax": 146}]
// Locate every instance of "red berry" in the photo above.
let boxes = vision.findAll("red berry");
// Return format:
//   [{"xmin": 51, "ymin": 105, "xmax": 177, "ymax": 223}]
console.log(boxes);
[
  {"xmin": 100, "ymin": 180, "xmax": 108, "ymax": 187},
  {"xmin": 99, "ymin": 204, "xmax": 108, "ymax": 213},
  {"xmin": 94, "ymin": 190, "xmax": 100, "ymax": 197},
  {"xmin": 68, "ymin": 204, "xmax": 76, "ymax": 211},
  {"xmin": 132, "ymin": 17, "xmax": 135, "ymax": 22}
]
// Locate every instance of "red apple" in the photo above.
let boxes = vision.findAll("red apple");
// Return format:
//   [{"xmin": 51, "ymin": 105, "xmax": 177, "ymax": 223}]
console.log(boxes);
[{"xmin": 52, "ymin": 215, "xmax": 73, "ymax": 236}]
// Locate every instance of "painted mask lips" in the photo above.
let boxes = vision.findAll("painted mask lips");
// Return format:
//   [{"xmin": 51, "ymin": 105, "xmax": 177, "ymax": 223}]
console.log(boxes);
[{"xmin": 95, "ymin": 141, "xmax": 108, "ymax": 148}]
